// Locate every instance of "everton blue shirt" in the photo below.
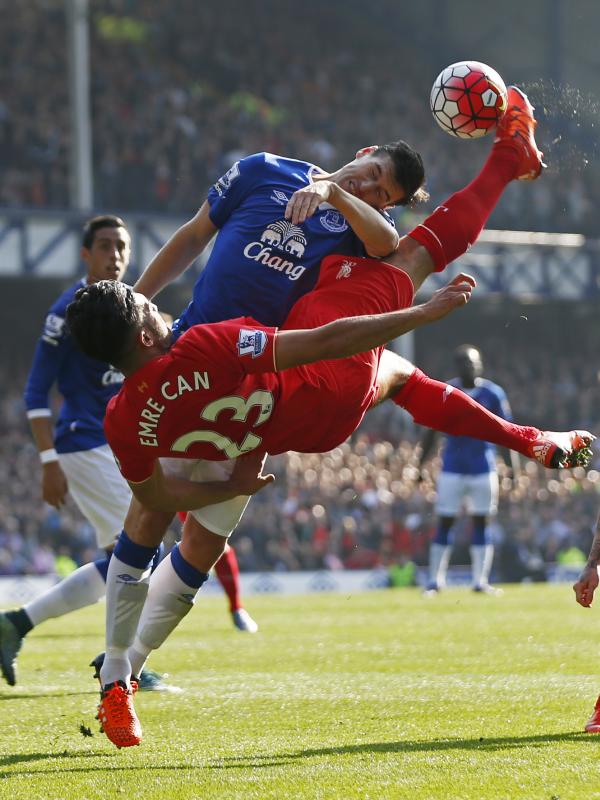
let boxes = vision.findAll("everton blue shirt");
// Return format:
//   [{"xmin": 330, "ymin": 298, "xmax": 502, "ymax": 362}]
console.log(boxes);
[
  {"xmin": 173, "ymin": 152, "xmax": 393, "ymax": 334},
  {"xmin": 24, "ymin": 280, "xmax": 124, "ymax": 453},
  {"xmin": 441, "ymin": 378, "xmax": 512, "ymax": 475}
]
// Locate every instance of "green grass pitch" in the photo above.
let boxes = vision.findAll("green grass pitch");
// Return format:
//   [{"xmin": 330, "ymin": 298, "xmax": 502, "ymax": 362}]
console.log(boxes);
[{"xmin": 1, "ymin": 583, "xmax": 600, "ymax": 800}]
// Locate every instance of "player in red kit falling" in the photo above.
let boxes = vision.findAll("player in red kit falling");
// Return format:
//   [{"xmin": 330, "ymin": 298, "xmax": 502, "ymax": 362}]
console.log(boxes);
[{"xmin": 68, "ymin": 86, "xmax": 594, "ymax": 748}]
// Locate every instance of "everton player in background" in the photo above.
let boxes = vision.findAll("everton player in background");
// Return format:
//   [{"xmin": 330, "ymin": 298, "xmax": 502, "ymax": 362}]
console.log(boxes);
[
  {"xmin": 420, "ymin": 345, "xmax": 519, "ymax": 596},
  {"xmin": 68, "ymin": 88, "xmax": 593, "ymax": 748}
]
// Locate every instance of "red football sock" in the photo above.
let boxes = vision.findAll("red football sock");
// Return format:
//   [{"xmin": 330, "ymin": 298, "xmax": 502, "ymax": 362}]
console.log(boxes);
[
  {"xmin": 408, "ymin": 143, "xmax": 520, "ymax": 271},
  {"xmin": 214, "ymin": 545, "xmax": 242, "ymax": 613},
  {"xmin": 394, "ymin": 369, "xmax": 540, "ymax": 455}
]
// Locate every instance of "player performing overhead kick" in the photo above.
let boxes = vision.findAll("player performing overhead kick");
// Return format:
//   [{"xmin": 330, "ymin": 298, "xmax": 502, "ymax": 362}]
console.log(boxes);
[
  {"xmin": 0, "ymin": 218, "xmax": 257, "ymax": 694},
  {"xmin": 67, "ymin": 87, "xmax": 593, "ymax": 748}
]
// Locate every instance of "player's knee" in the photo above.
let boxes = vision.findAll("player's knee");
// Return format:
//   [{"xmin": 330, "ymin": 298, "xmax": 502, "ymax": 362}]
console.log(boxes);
[
  {"xmin": 181, "ymin": 518, "xmax": 227, "ymax": 572},
  {"xmin": 391, "ymin": 235, "xmax": 434, "ymax": 289}
]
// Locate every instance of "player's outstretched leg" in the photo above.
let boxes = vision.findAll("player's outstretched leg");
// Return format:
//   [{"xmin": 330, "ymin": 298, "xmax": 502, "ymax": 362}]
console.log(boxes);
[
  {"xmin": 97, "ymin": 680, "xmax": 142, "ymax": 748},
  {"xmin": 394, "ymin": 369, "xmax": 595, "ymax": 469},
  {"xmin": 394, "ymin": 85, "xmax": 545, "ymax": 290}
]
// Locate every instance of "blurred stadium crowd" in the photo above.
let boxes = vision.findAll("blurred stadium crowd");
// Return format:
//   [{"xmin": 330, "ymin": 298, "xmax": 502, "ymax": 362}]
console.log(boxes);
[
  {"xmin": 0, "ymin": 0, "xmax": 597, "ymax": 233},
  {"xmin": 1, "ymin": 1, "xmax": 599, "ymax": 583},
  {"xmin": 2, "ymin": 336, "xmax": 600, "ymax": 580}
]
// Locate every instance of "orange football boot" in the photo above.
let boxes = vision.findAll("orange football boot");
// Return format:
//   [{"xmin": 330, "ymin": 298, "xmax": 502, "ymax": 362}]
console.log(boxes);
[
  {"xmin": 97, "ymin": 680, "xmax": 142, "ymax": 748},
  {"xmin": 494, "ymin": 86, "xmax": 546, "ymax": 180}
]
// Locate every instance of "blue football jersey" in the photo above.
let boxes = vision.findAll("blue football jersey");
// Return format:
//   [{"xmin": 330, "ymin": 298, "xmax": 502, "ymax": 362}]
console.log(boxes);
[
  {"xmin": 173, "ymin": 152, "xmax": 393, "ymax": 333},
  {"xmin": 440, "ymin": 378, "xmax": 512, "ymax": 475},
  {"xmin": 24, "ymin": 280, "xmax": 124, "ymax": 453}
]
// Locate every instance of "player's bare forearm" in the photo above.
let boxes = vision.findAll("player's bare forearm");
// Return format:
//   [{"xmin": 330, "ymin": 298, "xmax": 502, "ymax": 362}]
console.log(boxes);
[
  {"xmin": 129, "ymin": 457, "xmax": 273, "ymax": 513},
  {"xmin": 134, "ymin": 202, "xmax": 217, "ymax": 298},
  {"xmin": 131, "ymin": 475, "xmax": 249, "ymax": 512},
  {"xmin": 276, "ymin": 274, "xmax": 475, "ymax": 371},
  {"xmin": 28, "ymin": 415, "xmax": 56, "ymax": 453},
  {"xmin": 573, "ymin": 513, "xmax": 600, "ymax": 607},
  {"xmin": 326, "ymin": 184, "xmax": 399, "ymax": 257},
  {"xmin": 29, "ymin": 415, "xmax": 69, "ymax": 507},
  {"xmin": 585, "ymin": 516, "xmax": 600, "ymax": 569},
  {"xmin": 418, "ymin": 428, "xmax": 438, "ymax": 469},
  {"xmin": 285, "ymin": 181, "xmax": 398, "ymax": 257}
]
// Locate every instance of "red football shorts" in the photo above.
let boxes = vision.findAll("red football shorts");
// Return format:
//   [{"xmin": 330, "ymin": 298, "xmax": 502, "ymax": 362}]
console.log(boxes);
[{"xmin": 267, "ymin": 254, "xmax": 414, "ymax": 455}]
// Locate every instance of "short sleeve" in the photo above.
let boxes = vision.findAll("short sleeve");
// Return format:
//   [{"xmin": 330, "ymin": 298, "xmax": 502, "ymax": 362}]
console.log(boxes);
[
  {"xmin": 207, "ymin": 153, "xmax": 268, "ymax": 228},
  {"xmin": 176, "ymin": 319, "xmax": 278, "ymax": 376},
  {"xmin": 104, "ymin": 401, "xmax": 156, "ymax": 484}
]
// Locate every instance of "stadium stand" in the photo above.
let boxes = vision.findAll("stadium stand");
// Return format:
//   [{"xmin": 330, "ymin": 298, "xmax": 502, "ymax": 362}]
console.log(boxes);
[
  {"xmin": 2, "ymin": 1, "xmax": 599, "ymax": 583},
  {"xmin": 0, "ymin": 0, "xmax": 598, "ymax": 232}
]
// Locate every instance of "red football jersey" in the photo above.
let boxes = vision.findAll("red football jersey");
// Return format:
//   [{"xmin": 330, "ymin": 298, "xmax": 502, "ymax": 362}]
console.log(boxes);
[{"xmin": 105, "ymin": 256, "xmax": 414, "ymax": 483}]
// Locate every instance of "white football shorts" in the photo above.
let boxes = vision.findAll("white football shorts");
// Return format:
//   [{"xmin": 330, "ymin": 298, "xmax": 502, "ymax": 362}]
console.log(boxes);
[
  {"xmin": 59, "ymin": 444, "xmax": 132, "ymax": 549},
  {"xmin": 435, "ymin": 471, "xmax": 499, "ymax": 517},
  {"xmin": 160, "ymin": 457, "xmax": 251, "ymax": 537}
]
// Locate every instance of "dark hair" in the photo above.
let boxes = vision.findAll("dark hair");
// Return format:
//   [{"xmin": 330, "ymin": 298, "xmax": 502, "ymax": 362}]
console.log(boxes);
[
  {"xmin": 66, "ymin": 280, "xmax": 139, "ymax": 367},
  {"xmin": 82, "ymin": 215, "xmax": 127, "ymax": 250},
  {"xmin": 454, "ymin": 343, "xmax": 482, "ymax": 362},
  {"xmin": 374, "ymin": 141, "xmax": 428, "ymax": 206}
]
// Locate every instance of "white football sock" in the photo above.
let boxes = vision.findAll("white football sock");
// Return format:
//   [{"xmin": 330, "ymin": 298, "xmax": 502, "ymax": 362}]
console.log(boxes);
[
  {"xmin": 429, "ymin": 543, "xmax": 452, "ymax": 587},
  {"xmin": 100, "ymin": 555, "xmax": 152, "ymax": 688},
  {"xmin": 471, "ymin": 544, "xmax": 494, "ymax": 587},
  {"xmin": 24, "ymin": 561, "xmax": 106, "ymax": 626},
  {"xmin": 128, "ymin": 554, "xmax": 199, "ymax": 678}
]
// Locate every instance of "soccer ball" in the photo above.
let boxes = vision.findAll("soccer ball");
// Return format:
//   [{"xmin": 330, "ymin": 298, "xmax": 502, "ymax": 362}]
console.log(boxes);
[{"xmin": 430, "ymin": 61, "xmax": 508, "ymax": 139}]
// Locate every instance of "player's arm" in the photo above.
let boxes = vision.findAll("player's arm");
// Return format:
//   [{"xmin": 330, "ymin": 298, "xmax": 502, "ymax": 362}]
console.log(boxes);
[
  {"xmin": 275, "ymin": 274, "xmax": 475, "ymax": 371},
  {"xmin": 498, "ymin": 446, "xmax": 521, "ymax": 481},
  {"xmin": 133, "ymin": 202, "xmax": 217, "ymax": 299},
  {"xmin": 494, "ymin": 396, "xmax": 521, "ymax": 480},
  {"xmin": 28, "ymin": 415, "xmax": 69, "ymax": 509},
  {"xmin": 24, "ymin": 321, "xmax": 70, "ymax": 509},
  {"xmin": 417, "ymin": 428, "xmax": 439, "ymax": 479},
  {"xmin": 286, "ymin": 181, "xmax": 399, "ymax": 258},
  {"xmin": 127, "ymin": 452, "xmax": 274, "ymax": 513},
  {"xmin": 573, "ymin": 512, "xmax": 600, "ymax": 608}
]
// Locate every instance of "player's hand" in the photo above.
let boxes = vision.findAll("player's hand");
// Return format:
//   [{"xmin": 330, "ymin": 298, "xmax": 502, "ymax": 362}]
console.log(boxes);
[
  {"xmin": 573, "ymin": 565, "xmax": 600, "ymax": 607},
  {"xmin": 285, "ymin": 181, "xmax": 335, "ymax": 225},
  {"xmin": 42, "ymin": 461, "xmax": 69, "ymax": 509},
  {"xmin": 230, "ymin": 450, "xmax": 275, "ymax": 496},
  {"xmin": 420, "ymin": 273, "xmax": 476, "ymax": 321}
]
